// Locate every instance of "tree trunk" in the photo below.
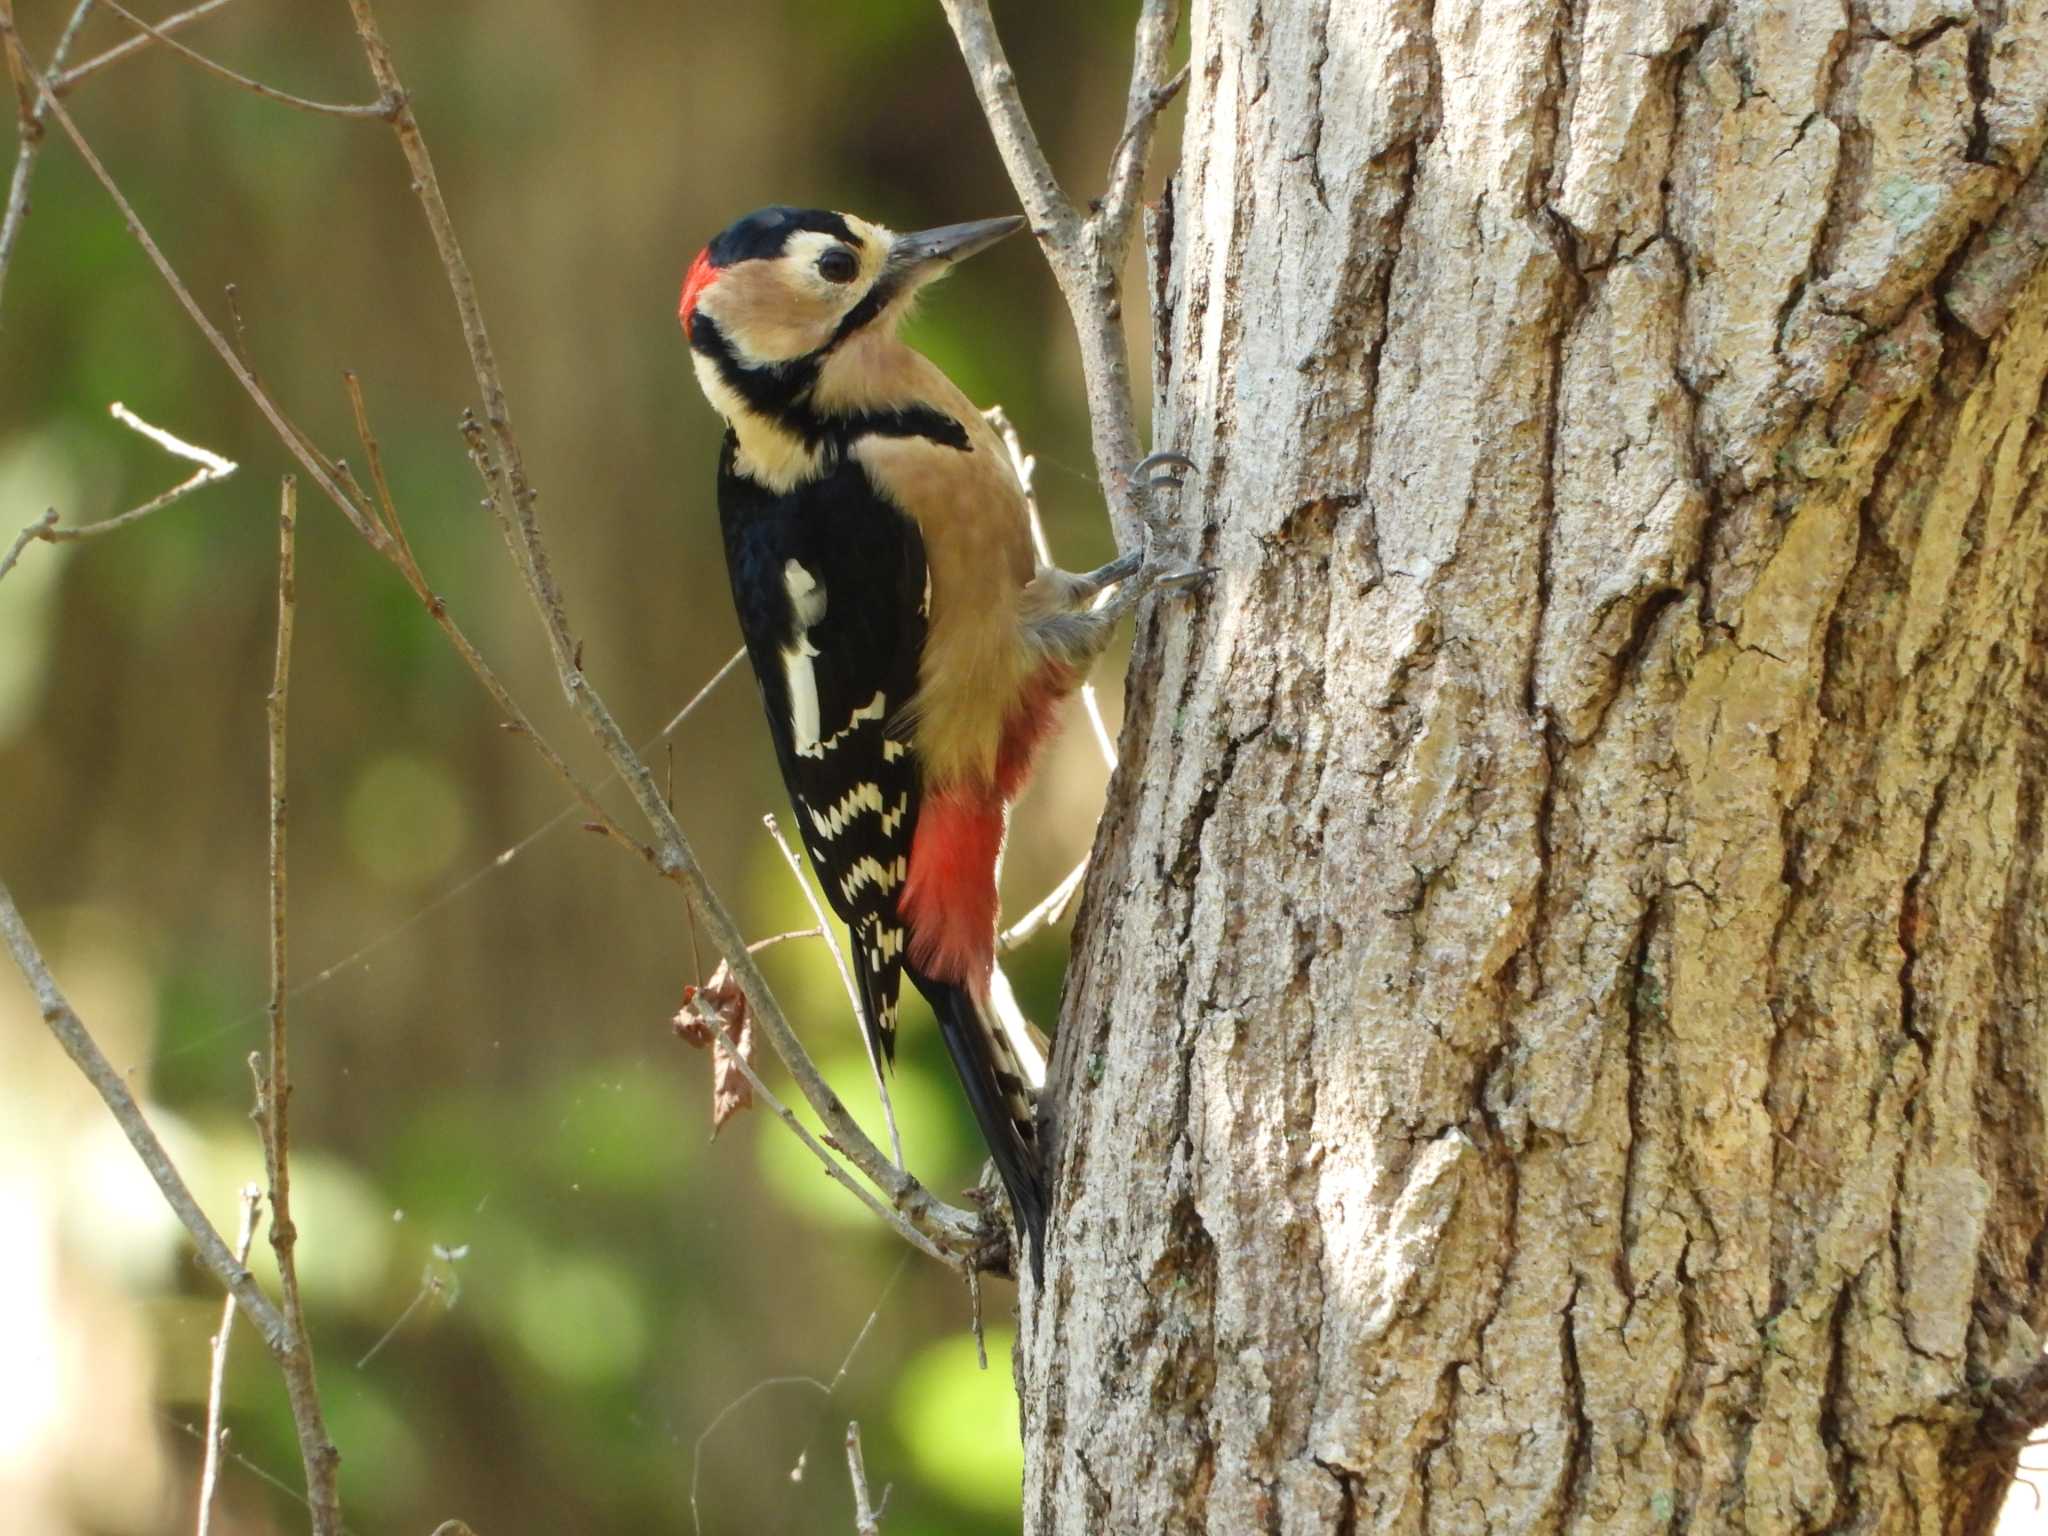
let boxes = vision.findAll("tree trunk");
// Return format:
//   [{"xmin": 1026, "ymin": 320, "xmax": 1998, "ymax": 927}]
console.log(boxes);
[{"xmin": 1022, "ymin": 1, "xmax": 2048, "ymax": 1531}]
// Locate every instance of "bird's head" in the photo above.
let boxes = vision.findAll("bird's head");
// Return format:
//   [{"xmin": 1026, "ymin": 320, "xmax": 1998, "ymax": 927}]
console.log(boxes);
[{"xmin": 679, "ymin": 206, "xmax": 1023, "ymax": 371}]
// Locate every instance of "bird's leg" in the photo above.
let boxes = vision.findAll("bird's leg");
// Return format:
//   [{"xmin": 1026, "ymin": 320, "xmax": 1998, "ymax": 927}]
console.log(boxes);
[{"xmin": 1021, "ymin": 452, "xmax": 1212, "ymax": 670}]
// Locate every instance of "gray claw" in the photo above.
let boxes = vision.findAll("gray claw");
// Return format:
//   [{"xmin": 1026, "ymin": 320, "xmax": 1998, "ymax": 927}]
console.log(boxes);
[
  {"xmin": 1080, "ymin": 546, "xmax": 1146, "ymax": 591},
  {"xmin": 1155, "ymin": 561, "xmax": 1215, "ymax": 594},
  {"xmin": 1135, "ymin": 450, "xmax": 1197, "ymax": 493}
]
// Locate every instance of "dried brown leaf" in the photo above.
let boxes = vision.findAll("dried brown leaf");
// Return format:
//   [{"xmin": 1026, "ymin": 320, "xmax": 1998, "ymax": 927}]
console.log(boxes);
[{"xmin": 672, "ymin": 961, "xmax": 755, "ymax": 1136}]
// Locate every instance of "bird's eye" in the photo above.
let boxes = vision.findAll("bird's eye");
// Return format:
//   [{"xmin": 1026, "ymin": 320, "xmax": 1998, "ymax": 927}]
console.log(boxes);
[{"xmin": 817, "ymin": 247, "xmax": 859, "ymax": 284}]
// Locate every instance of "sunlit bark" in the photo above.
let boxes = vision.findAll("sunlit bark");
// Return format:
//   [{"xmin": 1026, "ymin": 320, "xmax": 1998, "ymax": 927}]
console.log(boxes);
[{"xmin": 1026, "ymin": 2, "xmax": 2048, "ymax": 1530}]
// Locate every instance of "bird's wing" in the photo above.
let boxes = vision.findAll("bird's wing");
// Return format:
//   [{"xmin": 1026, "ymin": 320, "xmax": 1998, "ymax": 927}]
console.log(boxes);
[{"xmin": 718, "ymin": 437, "xmax": 927, "ymax": 1062}]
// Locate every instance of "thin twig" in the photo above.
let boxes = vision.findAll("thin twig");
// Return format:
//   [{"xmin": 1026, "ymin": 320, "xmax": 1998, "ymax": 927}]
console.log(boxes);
[
  {"xmin": 196, "ymin": 1184, "xmax": 264, "ymax": 1536},
  {"xmin": 987, "ymin": 403, "xmax": 1120, "ymax": 772},
  {"xmin": 48, "ymin": 0, "xmax": 231, "ymax": 95},
  {"xmin": 764, "ymin": 813, "xmax": 905, "ymax": 1170},
  {"xmin": 0, "ymin": 877, "xmax": 289, "ymax": 1351},
  {"xmin": 0, "ymin": 0, "xmax": 95, "ymax": 314},
  {"xmin": 688, "ymin": 1258, "xmax": 906, "ymax": 1536},
  {"xmin": 999, "ymin": 859, "xmax": 1088, "ymax": 951},
  {"xmin": 342, "ymin": 0, "xmax": 978, "ymax": 1259},
  {"xmin": 338, "ymin": 377, "xmax": 657, "ymax": 869},
  {"xmin": 255, "ymin": 478, "xmax": 343, "ymax": 1536},
  {"xmin": 0, "ymin": 508, "xmax": 55, "ymax": 585},
  {"xmin": 98, "ymin": 0, "xmax": 394, "ymax": 118},
  {"xmin": 748, "ymin": 925, "xmax": 825, "ymax": 954},
  {"xmin": 677, "ymin": 988, "xmax": 955, "ymax": 1268},
  {"xmin": 846, "ymin": 1422, "xmax": 881, "ymax": 1536},
  {"xmin": 0, "ymin": 402, "xmax": 237, "ymax": 586},
  {"xmin": 0, "ymin": 33, "xmax": 385, "ymax": 546},
  {"xmin": 984, "ymin": 404, "xmax": 1109, "ymax": 951}
]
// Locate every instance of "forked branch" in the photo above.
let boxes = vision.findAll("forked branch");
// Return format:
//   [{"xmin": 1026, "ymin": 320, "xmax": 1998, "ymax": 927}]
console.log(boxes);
[{"xmin": 939, "ymin": 0, "xmax": 1185, "ymax": 550}]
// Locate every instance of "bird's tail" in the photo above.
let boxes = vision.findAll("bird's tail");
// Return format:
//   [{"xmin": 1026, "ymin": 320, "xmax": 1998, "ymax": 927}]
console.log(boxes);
[{"xmin": 907, "ymin": 964, "xmax": 1048, "ymax": 1282}]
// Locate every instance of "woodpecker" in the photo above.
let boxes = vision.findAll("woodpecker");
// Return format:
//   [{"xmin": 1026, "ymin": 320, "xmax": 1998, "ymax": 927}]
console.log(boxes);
[{"xmin": 680, "ymin": 205, "xmax": 1174, "ymax": 1279}]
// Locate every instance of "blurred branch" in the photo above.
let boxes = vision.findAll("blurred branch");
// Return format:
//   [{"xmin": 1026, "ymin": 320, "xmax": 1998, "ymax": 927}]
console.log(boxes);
[
  {"xmin": 48, "ymin": 0, "xmax": 230, "ymax": 95},
  {"xmin": 196, "ymin": 1184, "xmax": 264, "ymax": 1536},
  {"xmin": 676, "ymin": 985, "xmax": 957, "ymax": 1267},
  {"xmin": 0, "ymin": 876, "xmax": 291, "ymax": 1351},
  {"xmin": 940, "ymin": 0, "xmax": 1184, "ymax": 552},
  {"xmin": 0, "ymin": 402, "xmax": 238, "ymax": 585},
  {"xmin": 342, "ymin": 374, "xmax": 659, "ymax": 871},
  {"xmin": 846, "ymin": 1422, "xmax": 884, "ymax": 1536},
  {"xmin": 688, "ymin": 1258, "xmax": 904, "ymax": 1536},
  {"xmin": 764, "ymin": 812, "xmax": 905, "ymax": 1170},
  {"xmin": 0, "ymin": 36, "xmax": 386, "ymax": 546},
  {"xmin": 999, "ymin": 859, "xmax": 1088, "ymax": 952},
  {"xmin": 341, "ymin": 0, "xmax": 981, "ymax": 1261},
  {"xmin": 100, "ymin": 0, "xmax": 395, "ymax": 119},
  {"xmin": 253, "ymin": 477, "xmax": 344, "ymax": 1536},
  {"xmin": 0, "ymin": 0, "xmax": 94, "ymax": 313}
]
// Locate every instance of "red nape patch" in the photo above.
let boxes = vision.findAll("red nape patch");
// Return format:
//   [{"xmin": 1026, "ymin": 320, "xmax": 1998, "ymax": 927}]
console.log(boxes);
[
  {"xmin": 900, "ymin": 789, "xmax": 1005, "ymax": 990},
  {"xmin": 678, "ymin": 247, "xmax": 719, "ymax": 339},
  {"xmin": 994, "ymin": 662, "xmax": 1077, "ymax": 801}
]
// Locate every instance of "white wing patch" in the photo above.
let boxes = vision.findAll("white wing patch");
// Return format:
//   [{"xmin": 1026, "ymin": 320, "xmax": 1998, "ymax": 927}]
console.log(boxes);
[
  {"xmin": 780, "ymin": 560, "xmax": 826, "ymax": 755},
  {"xmin": 783, "ymin": 559, "xmax": 827, "ymax": 626}
]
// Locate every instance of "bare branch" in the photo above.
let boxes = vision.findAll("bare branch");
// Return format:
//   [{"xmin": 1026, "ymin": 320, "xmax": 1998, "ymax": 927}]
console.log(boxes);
[
  {"xmin": 1098, "ymin": 9, "xmax": 1184, "ymax": 256},
  {"xmin": 688, "ymin": 1258, "xmax": 905, "ymax": 1536},
  {"xmin": 934, "ymin": 0, "xmax": 1076, "ymax": 242},
  {"xmin": 0, "ymin": 876, "xmax": 290, "ymax": 1352},
  {"xmin": 0, "ymin": 402, "xmax": 237, "ymax": 586},
  {"xmin": 999, "ymin": 858, "xmax": 1088, "ymax": 951},
  {"xmin": 341, "ymin": 377, "xmax": 657, "ymax": 868},
  {"xmin": 0, "ymin": 0, "xmax": 37, "ymax": 129},
  {"xmin": 48, "ymin": 0, "xmax": 231, "ymax": 95},
  {"xmin": 197, "ymin": 1184, "xmax": 264, "ymax": 1536},
  {"xmin": 98, "ymin": 1, "xmax": 393, "ymax": 118},
  {"xmin": 846, "ymin": 1421, "xmax": 882, "ymax": 1536},
  {"xmin": 677, "ymin": 988, "xmax": 959, "ymax": 1268},
  {"xmin": 0, "ymin": 0, "xmax": 95, "ymax": 312},
  {"xmin": 942, "ymin": 0, "xmax": 1186, "ymax": 551},
  {"xmin": 0, "ymin": 508, "xmax": 55, "ymax": 585},
  {"xmin": 254, "ymin": 477, "xmax": 343, "ymax": 1536},
  {"xmin": 765, "ymin": 812, "xmax": 905, "ymax": 1170},
  {"xmin": 0, "ymin": 32, "xmax": 386, "ymax": 546}
]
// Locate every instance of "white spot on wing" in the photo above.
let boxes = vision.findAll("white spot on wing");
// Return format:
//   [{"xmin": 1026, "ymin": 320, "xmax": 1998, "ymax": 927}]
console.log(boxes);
[
  {"xmin": 809, "ymin": 781, "xmax": 885, "ymax": 840},
  {"xmin": 783, "ymin": 559, "xmax": 827, "ymax": 626},
  {"xmin": 838, "ymin": 854, "xmax": 901, "ymax": 901}
]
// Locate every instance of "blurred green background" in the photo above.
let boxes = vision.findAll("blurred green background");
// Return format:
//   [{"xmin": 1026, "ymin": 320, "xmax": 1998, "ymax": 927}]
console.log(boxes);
[{"xmin": 0, "ymin": 2, "xmax": 1174, "ymax": 1531}]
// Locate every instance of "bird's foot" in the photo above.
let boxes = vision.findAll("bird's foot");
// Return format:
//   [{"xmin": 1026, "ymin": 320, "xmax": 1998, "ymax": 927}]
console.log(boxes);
[{"xmin": 1091, "ymin": 528, "xmax": 1214, "ymax": 624}]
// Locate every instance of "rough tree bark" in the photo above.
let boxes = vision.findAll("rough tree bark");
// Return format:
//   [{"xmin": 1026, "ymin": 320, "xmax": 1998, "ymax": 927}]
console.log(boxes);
[{"xmin": 1024, "ymin": 1, "xmax": 2048, "ymax": 1531}]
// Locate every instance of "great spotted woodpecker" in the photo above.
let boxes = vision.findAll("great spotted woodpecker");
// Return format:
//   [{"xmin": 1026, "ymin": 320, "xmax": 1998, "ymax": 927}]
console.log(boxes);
[{"xmin": 680, "ymin": 205, "xmax": 1170, "ymax": 1278}]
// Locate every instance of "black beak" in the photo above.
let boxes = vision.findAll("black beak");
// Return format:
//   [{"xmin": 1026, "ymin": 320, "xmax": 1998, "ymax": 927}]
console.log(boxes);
[{"xmin": 890, "ymin": 215, "xmax": 1026, "ymax": 270}]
